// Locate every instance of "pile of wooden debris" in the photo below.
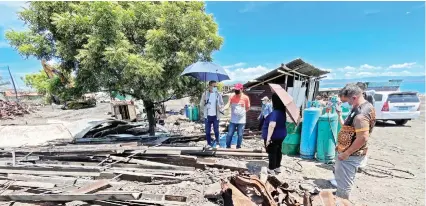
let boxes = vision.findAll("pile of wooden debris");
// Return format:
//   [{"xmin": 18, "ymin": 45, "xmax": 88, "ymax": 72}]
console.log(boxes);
[{"xmin": 0, "ymin": 141, "xmax": 353, "ymax": 206}]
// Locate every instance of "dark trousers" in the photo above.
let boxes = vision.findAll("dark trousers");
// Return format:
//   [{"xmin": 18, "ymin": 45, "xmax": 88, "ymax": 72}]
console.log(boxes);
[
  {"xmin": 205, "ymin": 115, "xmax": 219, "ymax": 146},
  {"xmin": 264, "ymin": 139, "xmax": 284, "ymax": 170},
  {"xmin": 258, "ymin": 116, "xmax": 264, "ymax": 131}
]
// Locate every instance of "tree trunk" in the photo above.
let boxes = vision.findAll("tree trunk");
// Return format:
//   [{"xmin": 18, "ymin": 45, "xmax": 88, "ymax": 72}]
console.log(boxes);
[{"xmin": 143, "ymin": 99, "xmax": 156, "ymax": 136}]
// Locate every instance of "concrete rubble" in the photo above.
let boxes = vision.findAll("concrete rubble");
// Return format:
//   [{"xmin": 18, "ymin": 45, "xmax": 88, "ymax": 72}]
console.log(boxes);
[{"xmin": 0, "ymin": 100, "xmax": 40, "ymax": 120}]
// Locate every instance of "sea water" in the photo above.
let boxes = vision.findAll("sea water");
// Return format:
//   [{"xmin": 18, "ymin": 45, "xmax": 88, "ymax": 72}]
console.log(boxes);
[{"xmin": 321, "ymin": 77, "xmax": 425, "ymax": 94}]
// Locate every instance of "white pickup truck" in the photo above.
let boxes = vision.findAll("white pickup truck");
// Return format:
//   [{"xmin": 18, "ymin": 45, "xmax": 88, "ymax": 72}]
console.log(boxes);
[{"xmin": 373, "ymin": 91, "xmax": 421, "ymax": 125}]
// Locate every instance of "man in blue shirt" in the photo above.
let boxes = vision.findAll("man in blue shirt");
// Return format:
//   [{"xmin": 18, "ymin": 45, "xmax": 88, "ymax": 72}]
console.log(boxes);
[{"xmin": 258, "ymin": 96, "xmax": 273, "ymax": 130}]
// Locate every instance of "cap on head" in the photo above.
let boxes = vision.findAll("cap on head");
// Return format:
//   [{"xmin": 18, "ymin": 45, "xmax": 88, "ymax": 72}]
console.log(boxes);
[
  {"xmin": 234, "ymin": 83, "xmax": 243, "ymax": 90},
  {"xmin": 261, "ymin": 96, "xmax": 269, "ymax": 101}
]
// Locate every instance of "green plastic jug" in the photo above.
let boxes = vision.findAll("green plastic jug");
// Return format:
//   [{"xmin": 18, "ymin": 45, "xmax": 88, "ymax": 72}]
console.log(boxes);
[{"xmin": 282, "ymin": 122, "xmax": 302, "ymax": 155}]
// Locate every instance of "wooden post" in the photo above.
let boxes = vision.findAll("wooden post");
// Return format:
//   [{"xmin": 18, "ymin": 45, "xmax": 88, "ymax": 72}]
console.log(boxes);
[{"xmin": 12, "ymin": 150, "xmax": 16, "ymax": 166}]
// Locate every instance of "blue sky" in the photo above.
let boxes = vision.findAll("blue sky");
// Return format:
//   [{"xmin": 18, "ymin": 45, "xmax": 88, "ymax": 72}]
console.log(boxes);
[{"xmin": 0, "ymin": 1, "xmax": 425, "ymax": 89}]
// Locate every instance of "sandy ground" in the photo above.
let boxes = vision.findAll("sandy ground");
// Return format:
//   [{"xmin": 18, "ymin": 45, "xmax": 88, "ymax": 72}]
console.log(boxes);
[{"xmin": 1, "ymin": 99, "xmax": 424, "ymax": 205}]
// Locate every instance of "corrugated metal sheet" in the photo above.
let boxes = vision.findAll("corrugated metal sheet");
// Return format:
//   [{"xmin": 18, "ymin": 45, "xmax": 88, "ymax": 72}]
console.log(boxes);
[{"xmin": 244, "ymin": 58, "xmax": 328, "ymax": 89}]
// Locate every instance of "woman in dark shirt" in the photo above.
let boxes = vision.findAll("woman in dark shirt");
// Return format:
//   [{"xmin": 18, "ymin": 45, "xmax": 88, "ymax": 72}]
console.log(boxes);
[{"xmin": 262, "ymin": 93, "xmax": 287, "ymax": 175}]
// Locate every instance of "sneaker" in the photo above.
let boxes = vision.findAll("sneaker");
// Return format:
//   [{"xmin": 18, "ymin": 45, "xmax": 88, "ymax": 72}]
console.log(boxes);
[
  {"xmin": 329, "ymin": 178, "xmax": 337, "ymax": 187},
  {"xmin": 267, "ymin": 169, "xmax": 276, "ymax": 175},
  {"xmin": 205, "ymin": 145, "xmax": 212, "ymax": 149},
  {"xmin": 274, "ymin": 168, "xmax": 281, "ymax": 173}
]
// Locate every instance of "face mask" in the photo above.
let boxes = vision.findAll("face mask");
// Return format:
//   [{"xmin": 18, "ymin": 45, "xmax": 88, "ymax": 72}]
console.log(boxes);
[
  {"xmin": 234, "ymin": 90, "xmax": 241, "ymax": 95},
  {"xmin": 212, "ymin": 87, "xmax": 218, "ymax": 93}
]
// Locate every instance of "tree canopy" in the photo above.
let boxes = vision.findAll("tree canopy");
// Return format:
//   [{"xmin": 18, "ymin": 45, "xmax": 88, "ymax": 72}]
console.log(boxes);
[{"xmin": 6, "ymin": 1, "xmax": 223, "ymax": 134}]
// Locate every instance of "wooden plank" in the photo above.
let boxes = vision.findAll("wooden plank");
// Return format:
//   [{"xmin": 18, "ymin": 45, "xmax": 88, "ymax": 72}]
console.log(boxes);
[
  {"xmin": 0, "ymin": 193, "xmax": 141, "ymax": 201},
  {"xmin": 107, "ymin": 156, "xmax": 193, "ymax": 171},
  {"xmin": 182, "ymin": 151, "xmax": 268, "ymax": 157},
  {"xmin": 0, "ymin": 179, "xmax": 55, "ymax": 189},
  {"xmin": 34, "ymin": 160, "xmax": 194, "ymax": 175},
  {"xmin": 0, "ymin": 166, "xmax": 100, "ymax": 177},
  {"xmin": 70, "ymin": 180, "xmax": 111, "ymax": 194},
  {"xmin": 7, "ymin": 174, "xmax": 77, "ymax": 185},
  {"xmin": 100, "ymin": 171, "xmax": 183, "ymax": 181}
]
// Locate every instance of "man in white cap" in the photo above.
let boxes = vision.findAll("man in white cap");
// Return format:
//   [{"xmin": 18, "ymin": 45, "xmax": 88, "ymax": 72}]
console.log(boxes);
[{"xmin": 258, "ymin": 96, "xmax": 273, "ymax": 130}]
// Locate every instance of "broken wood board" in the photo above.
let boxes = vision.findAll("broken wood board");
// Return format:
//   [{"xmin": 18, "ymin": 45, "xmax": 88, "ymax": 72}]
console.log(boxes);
[
  {"xmin": 33, "ymin": 160, "xmax": 194, "ymax": 176},
  {"xmin": 0, "ymin": 166, "xmax": 100, "ymax": 177},
  {"xmin": 100, "ymin": 171, "xmax": 184, "ymax": 182},
  {"xmin": 182, "ymin": 150, "xmax": 268, "ymax": 157},
  {"xmin": 107, "ymin": 155, "xmax": 194, "ymax": 171},
  {"xmin": 7, "ymin": 174, "xmax": 77, "ymax": 185},
  {"xmin": 0, "ymin": 193, "xmax": 140, "ymax": 201},
  {"xmin": 70, "ymin": 180, "xmax": 111, "ymax": 194},
  {"xmin": 96, "ymin": 191, "xmax": 187, "ymax": 205},
  {"xmin": 136, "ymin": 155, "xmax": 197, "ymax": 167},
  {"xmin": 0, "ymin": 179, "xmax": 55, "ymax": 189}
]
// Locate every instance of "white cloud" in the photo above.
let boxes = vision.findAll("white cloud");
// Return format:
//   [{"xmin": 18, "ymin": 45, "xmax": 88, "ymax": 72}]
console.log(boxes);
[
  {"xmin": 223, "ymin": 62, "xmax": 246, "ymax": 69},
  {"xmin": 359, "ymin": 64, "xmax": 380, "ymax": 70},
  {"xmin": 337, "ymin": 66, "xmax": 356, "ymax": 72},
  {"xmin": 388, "ymin": 62, "xmax": 416, "ymax": 69},
  {"xmin": 224, "ymin": 65, "xmax": 272, "ymax": 84}
]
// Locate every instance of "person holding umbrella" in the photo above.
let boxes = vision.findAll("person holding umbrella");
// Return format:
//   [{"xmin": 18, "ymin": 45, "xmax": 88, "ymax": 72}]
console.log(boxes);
[
  {"xmin": 224, "ymin": 83, "xmax": 250, "ymax": 149},
  {"xmin": 180, "ymin": 61, "xmax": 230, "ymax": 148},
  {"xmin": 200, "ymin": 80, "xmax": 224, "ymax": 148},
  {"xmin": 262, "ymin": 93, "xmax": 287, "ymax": 175}
]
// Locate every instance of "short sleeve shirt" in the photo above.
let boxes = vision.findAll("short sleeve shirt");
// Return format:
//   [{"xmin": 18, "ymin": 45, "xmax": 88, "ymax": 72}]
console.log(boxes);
[
  {"xmin": 337, "ymin": 101, "xmax": 376, "ymax": 156},
  {"xmin": 261, "ymin": 110, "xmax": 287, "ymax": 140},
  {"xmin": 229, "ymin": 94, "xmax": 250, "ymax": 124}
]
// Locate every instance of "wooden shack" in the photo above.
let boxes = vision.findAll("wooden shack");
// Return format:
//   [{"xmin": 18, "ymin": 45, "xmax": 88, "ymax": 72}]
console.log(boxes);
[
  {"xmin": 111, "ymin": 101, "xmax": 137, "ymax": 121},
  {"xmin": 243, "ymin": 58, "xmax": 329, "ymax": 130}
]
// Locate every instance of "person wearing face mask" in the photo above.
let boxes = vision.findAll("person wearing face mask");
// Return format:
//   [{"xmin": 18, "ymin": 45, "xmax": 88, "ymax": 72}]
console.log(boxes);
[
  {"xmin": 223, "ymin": 83, "xmax": 251, "ymax": 149},
  {"xmin": 333, "ymin": 83, "xmax": 376, "ymax": 200},
  {"xmin": 200, "ymin": 81, "xmax": 224, "ymax": 148},
  {"xmin": 258, "ymin": 96, "xmax": 273, "ymax": 131}
]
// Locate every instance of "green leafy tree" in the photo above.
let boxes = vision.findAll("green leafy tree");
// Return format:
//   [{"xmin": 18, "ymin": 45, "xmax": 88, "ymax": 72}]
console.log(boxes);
[
  {"xmin": 23, "ymin": 71, "xmax": 50, "ymax": 95},
  {"xmin": 6, "ymin": 2, "xmax": 223, "ymax": 134}
]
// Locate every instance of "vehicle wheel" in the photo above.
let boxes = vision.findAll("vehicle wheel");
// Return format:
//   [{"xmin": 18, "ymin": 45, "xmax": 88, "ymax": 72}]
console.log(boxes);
[{"xmin": 394, "ymin": 120, "xmax": 409, "ymax": 126}]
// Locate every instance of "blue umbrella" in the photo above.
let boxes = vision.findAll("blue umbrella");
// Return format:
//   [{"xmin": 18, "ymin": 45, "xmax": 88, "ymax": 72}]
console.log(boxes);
[{"xmin": 181, "ymin": 62, "xmax": 230, "ymax": 82}]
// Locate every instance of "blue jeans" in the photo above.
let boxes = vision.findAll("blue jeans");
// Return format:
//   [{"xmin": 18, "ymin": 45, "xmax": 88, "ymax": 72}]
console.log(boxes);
[
  {"xmin": 226, "ymin": 123, "xmax": 245, "ymax": 148},
  {"xmin": 205, "ymin": 116, "xmax": 219, "ymax": 146}
]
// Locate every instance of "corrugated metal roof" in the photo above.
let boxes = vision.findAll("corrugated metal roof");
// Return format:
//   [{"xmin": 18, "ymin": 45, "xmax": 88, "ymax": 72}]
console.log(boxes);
[{"xmin": 244, "ymin": 58, "xmax": 329, "ymax": 88}]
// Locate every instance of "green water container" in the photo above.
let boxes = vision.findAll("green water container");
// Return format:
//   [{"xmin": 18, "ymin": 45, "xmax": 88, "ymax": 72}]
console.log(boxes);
[
  {"xmin": 316, "ymin": 113, "xmax": 339, "ymax": 163},
  {"xmin": 337, "ymin": 112, "xmax": 350, "ymax": 133},
  {"xmin": 282, "ymin": 122, "xmax": 302, "ymax": 155},
  {"xmin": 192, "ymin": 106, "xmax": 199, "ymax": 121},
  {"xmin": 188, "ymin": 105, "xmax": 193, "ymax": 121}
]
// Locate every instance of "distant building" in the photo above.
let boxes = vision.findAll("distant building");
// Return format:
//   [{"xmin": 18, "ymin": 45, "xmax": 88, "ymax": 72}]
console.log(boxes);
[{"xmin": 0, "ymin": 90, "xmax": 42, "ymax": 101}]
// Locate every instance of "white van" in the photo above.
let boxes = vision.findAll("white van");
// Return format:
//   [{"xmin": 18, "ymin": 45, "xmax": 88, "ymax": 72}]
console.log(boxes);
[{"xmin": 373, "ymin": 91, "xmax": 421, "ymax": 125}]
